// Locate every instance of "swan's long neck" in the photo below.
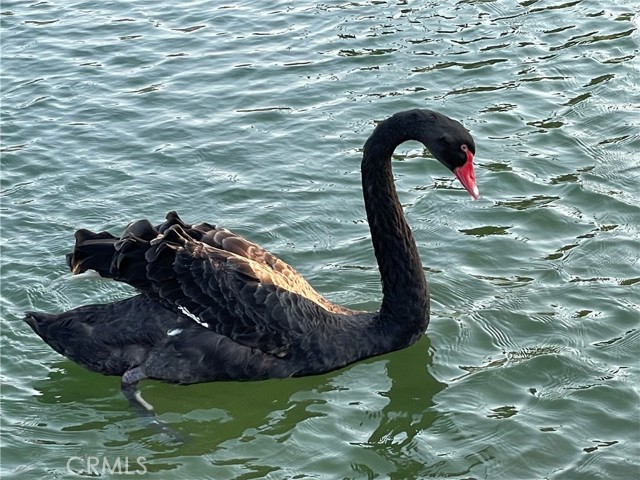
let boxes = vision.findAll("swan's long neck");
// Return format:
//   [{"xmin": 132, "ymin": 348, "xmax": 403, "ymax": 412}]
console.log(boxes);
[{"xmin": 361, "ymin": 113, "xmax": 431, "ymax": 345}]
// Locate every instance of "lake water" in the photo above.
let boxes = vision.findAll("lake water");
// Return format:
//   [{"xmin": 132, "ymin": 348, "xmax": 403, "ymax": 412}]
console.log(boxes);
[{"xmin": 2, "ymin": 1, "xmax": 639, "ymax": 478}]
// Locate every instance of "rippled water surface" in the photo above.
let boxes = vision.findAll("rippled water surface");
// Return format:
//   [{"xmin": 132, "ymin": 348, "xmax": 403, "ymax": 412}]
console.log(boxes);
[{"xmin": 2, "ymin": 1, "xmax": 639, "ymax": 478}]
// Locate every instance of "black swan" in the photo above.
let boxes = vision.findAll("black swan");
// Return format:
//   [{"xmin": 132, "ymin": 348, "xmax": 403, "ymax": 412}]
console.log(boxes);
[{"xmin": 25, "ymin": 109, "xmax": 478, "ymax": 411}]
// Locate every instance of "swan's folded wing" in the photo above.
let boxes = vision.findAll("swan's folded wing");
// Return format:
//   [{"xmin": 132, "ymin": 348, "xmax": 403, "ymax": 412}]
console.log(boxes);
[
  {"xmin": 139, "ymin": 225, "xmax": 335, "ymax": 357},
  {"xmin": 66, "ymin": 212, "xmax": 351, "ymax": 356}
]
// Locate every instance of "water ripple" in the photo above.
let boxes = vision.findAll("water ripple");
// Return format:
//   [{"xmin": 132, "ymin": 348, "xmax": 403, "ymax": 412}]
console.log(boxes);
[{"xmin": 2, "ymin": 0, "xmax": 639, "ymax": 478}]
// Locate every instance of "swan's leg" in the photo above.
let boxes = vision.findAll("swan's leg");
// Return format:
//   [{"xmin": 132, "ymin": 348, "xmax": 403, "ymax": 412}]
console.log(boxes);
[
  {"xmin": 121, "ymin": 367, "xmax": 186, "ymax": 443},
  {"xmin": 121, "ymin": 367, "xmax": 154, "ymax": 414}
]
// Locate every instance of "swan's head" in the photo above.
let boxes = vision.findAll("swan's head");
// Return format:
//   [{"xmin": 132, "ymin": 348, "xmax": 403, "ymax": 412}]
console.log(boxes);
[
  {"xmin": 365, "ymin": 109, "xmax": 480, "ymax": 200},
  {"xmin": 423, "ymin": 114, "xmax": 479, "ymax": 200}
]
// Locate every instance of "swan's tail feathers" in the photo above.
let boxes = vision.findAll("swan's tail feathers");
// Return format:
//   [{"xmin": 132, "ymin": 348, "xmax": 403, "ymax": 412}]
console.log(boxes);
[
  {"xmin": 24, "ymin": 311, "xmax": 64, "ymax": 354},
  {"xmin": 23, "ymin": 298, "xmax": 160, "ymax": 376},
  {"xmin": 66, "ymin": 229, "xmax": 119, "ymax": 277},
  {"xmin": 23, "ymin": 310, "xmax": 106, "ymax": 371}
]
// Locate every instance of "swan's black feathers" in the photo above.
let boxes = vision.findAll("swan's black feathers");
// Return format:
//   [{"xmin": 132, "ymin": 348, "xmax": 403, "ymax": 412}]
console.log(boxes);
[{"xmin": 161, "ymin": 232, "xmax": 339, "ymax": 358}]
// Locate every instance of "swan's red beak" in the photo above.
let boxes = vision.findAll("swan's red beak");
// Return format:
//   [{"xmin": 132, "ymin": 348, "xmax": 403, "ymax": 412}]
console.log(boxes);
[{"xmin": 453, "ymin": 149, "xmax": 479, "ymax": 200}]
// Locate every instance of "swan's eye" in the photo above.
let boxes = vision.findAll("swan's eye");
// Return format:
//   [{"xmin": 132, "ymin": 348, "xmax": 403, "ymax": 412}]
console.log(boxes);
[{"xmin": 461, "ymin": 143, "xmax": 476, "ymax": 156}]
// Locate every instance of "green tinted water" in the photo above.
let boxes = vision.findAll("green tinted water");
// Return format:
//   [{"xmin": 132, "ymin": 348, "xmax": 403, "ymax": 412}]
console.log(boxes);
[{"xmin": 2, "ymin": 1, "xmax": 639, "ymax": 478}]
